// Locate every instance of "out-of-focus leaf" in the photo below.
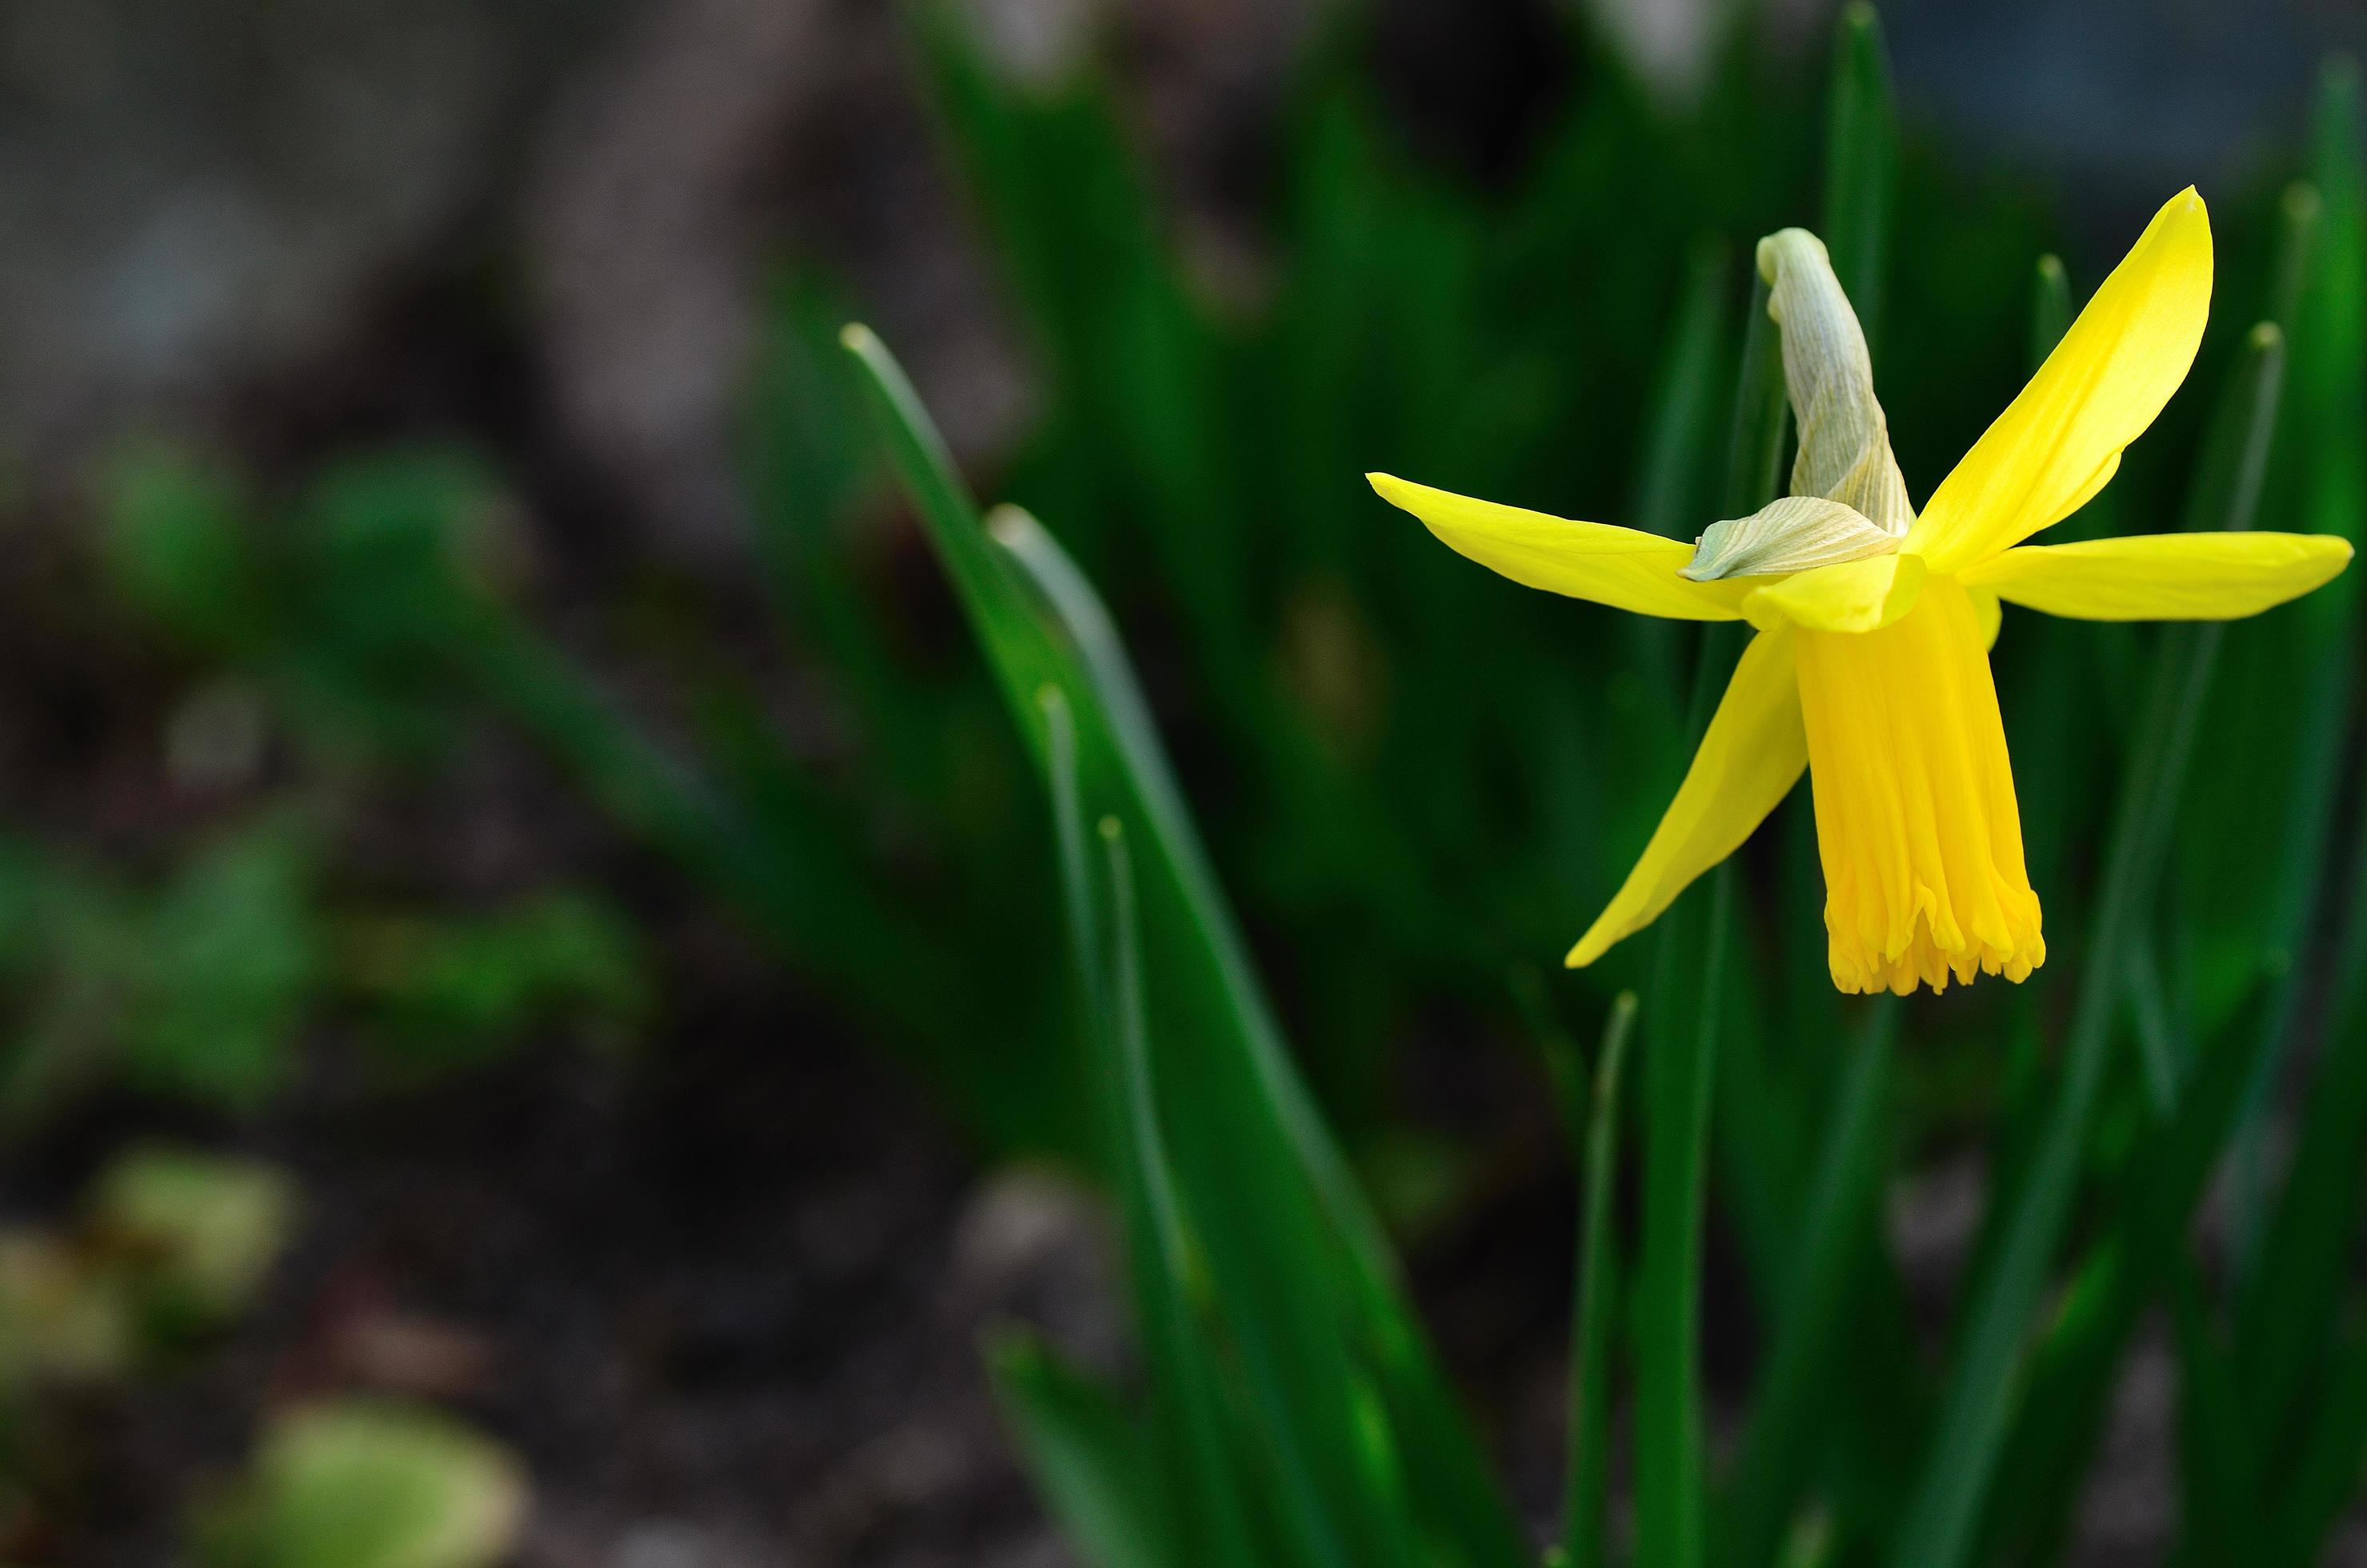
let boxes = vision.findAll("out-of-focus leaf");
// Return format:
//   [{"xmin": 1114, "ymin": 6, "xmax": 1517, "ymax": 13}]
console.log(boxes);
[
  {"xmin": 339, "ymin": 894, "xmax": 649, "ymax": 1069},
  {"xmin": 1819, "ymin": 2, "xmax": 1898, "ymax": 356},
  {"xmin": 2168, "ymin": 1261, "xmax": 2248, "ymax": 1562},
  {"xmin": 1634, "ymin": 233, "xmax": 1789, "ymax": 1568},
  {"xmin": 2217, "ymin": 61, "xmax": 2367, "ymax": 1255},
  {"xmin": 122, "ymin": 818, "xmax": 322, "ymax": 1110},
  {"xmin": 846, "ymin": 325, "xmax": 1525, "ymax": 1565},
  {"xmin": 1717, "ymin": 1003, "xmax": 1897, "ymax": 1568},
  {"xmin": 0, "ymin": 1230, "xmax": 135, "ymax": 1385},
  {"xmin": 197, "ymin": 1401, "xmax": 526, "ymax": 1568},
  {"xmin": 102, "ymin": 447, "xmax": 276, "ymax": 658},
  {"xmin": 89, "ymin": 1146, "xmax": 295, "ymax": 1336},
  {"xmin": 988, "ymin": 1332, "xmax": 1174, "ymax": 1568},
  {"xmin": 1042, "ymin": 697, "xmax": 1258, "ymax": 1566},
  {"xmin": 1553, "ymin": 991, "xmax": 1635, "ymax": 1568}
]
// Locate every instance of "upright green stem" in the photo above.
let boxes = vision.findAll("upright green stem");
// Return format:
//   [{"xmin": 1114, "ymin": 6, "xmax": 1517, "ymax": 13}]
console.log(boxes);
[
  {"xmin": 1716, "ymin": 1001, "xmax": 1898, "ymax": 1566},
  {"xmin": 1634, "ymin": 269, "xmax": 1789, "ymax": 1568},
  {"xmin": 1561, "ymin": 992, "xmax": 1638, "ymax": 1568}
]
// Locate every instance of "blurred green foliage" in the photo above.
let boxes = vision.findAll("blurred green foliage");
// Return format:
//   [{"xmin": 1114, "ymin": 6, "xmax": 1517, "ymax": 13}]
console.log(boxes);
[
  {"xmin": 192, "ymin": 1401, "xmax": 526, "ymax": 1568},
  {"xmin": 0, "ymin": 450, "xmax": 653, "ymax": 1124}
]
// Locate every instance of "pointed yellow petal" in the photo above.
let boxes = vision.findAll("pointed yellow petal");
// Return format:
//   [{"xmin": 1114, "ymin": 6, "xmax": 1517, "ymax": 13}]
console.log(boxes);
[
  {"xmin": 1957, "ymin": 531, "xmax": 2353, "ymax": 619},
  {"xmin": 1369, "ymin": 473, "xmax": 1752, "ymax": 620},
  {"xmin": 1740, "ymin": 550, "xmax": 1925, "ymax": 634},
  {"xmin": 1906, "ymin": 189, "xmax": 2212, "ymax": 574},
  {"xmin": 1567, "ymin": 629, "xmax": 1805, "ymax": 966}
]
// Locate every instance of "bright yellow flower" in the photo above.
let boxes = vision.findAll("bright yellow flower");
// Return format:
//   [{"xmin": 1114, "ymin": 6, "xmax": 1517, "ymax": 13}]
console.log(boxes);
[{"xmin": 1372, "ymin": 189, "xmax": 2352, "ymax": 994}]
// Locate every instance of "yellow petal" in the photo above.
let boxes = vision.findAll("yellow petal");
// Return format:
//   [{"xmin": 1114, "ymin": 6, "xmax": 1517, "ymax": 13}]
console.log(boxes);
[
  {"xmin": 1795, "ymin": 578, "xmax": 2044, "ymax": 994},
  {"xmin": 1969, "ymin": 586, "xmax": 2002, "ymax": 650},
  {"xmin": 1905, "ymin": 189, "xmax": 2212, "ymax": 574},
  {"xmin": 1567, "ymin": 629, "xmax": 1805, "ymax": 966},
  {"xmin": 1369, "ymin": 473, "xmax": 1752, "ymax": 621},
  {"xmin": 1741, "ymin": 550, "xmax": 1926, "ymax": 633},
  {"xmin": 1958, "ymin": 531, "xmax": 2353, "ymax": 619}
]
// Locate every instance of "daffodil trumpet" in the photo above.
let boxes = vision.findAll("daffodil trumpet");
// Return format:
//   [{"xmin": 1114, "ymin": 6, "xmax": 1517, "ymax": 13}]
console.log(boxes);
[{"xmin": 1373, "ymin": 190, "xmax": 2352, "ymax": 994}]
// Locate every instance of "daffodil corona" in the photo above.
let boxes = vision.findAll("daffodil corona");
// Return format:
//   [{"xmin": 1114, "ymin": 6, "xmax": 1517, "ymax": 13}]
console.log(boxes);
[{"xmin": 1372, "ymin": 189, "xmax": 2353, "ymax": 994}]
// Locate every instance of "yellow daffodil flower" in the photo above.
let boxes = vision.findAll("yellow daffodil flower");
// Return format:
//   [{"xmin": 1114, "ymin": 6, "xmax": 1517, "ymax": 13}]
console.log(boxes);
[{"xmin": 1371, "ymin": 189, "xmax": 2352, "ymax": 994}]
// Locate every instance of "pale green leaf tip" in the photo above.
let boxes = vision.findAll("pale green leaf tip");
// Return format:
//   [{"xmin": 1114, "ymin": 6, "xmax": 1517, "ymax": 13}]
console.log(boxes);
[
  {"xmin": 839, "ymin": 322, "xmax": 877, "ymax": 354},
  {"xmin": 2035, "ymin": 253, "xmax": 2065, "ymax": 282},
  {"xmin": 986, "ymin": 502, "xmax": 1033, "ymax": 545},
  {"xmin": 1098, "ymin": 815, "xmax": 1124, "ymax": 842},
  {"xmin": 2250, "ymin": 320, "xmax": 2285, "ymax": 350}
]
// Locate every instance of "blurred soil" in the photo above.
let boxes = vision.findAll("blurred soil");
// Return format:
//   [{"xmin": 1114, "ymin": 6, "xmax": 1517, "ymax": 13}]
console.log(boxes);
[{"xmin": 18, "ymin": 971, "xmax": 1104, "ymax": 1566}]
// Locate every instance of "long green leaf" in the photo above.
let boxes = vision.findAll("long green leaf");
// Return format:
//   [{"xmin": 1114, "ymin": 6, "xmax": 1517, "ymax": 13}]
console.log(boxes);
[
  {"xmin": 1092, "ymin": 804, "xmax": 1262, "ymax": 1567},
  {"xmin": 2268, "ymin": 1326, "xmax": 2367, "ymax": 1561},
  {"xmin": 2167, "ymin": 1262, "xmax": 2248, "ymax": 1562},
  {"xmin": 998, "ymin": 507, "xmax": 1461, "ymax": 1567},
  {"xmin": 2227, "ymin": 60, "xmax": 2367, "ymax": 1265},
  {"xmin": 1635, "ymin": 255, "xmax": 1789, "ymax": 1568},
  {"xmin": 845, "ymin": 326, "xmax": 1526, "ymax": 1566},
  {"xmin": 2230, "ymin": 738, "xmax": 2367, "ymax": 1509},
  {"xmin": 1559, "ymin": 991, "xmax": 1638, "ymax": 1568},
  {"xmin": 1042, "ymin": 690, "xmax": 1256, "ymax": 1566},
  {"xmin": 988, "ymin": 1332, "xmax": 1175, "ymax": 1568},
  {"xmin": 1818, "ymin": 2, "xmax": 1898, "ymax": 357},
  {"xmin": 1716, "ymin": 1002, "xmax": 1898, "ymax": 1567},
  {"xmin": 2028, "ymin": 254, "xmax": 2072, "ymax": 368}
]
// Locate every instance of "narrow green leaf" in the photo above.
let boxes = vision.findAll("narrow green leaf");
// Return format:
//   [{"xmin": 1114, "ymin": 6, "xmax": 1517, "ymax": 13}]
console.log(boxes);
[
  {"xmin": 1637, "ymin": 260, "xmax": 1789, "ymax": 1568},
  {"xmin": 2230, "ymin": 768, "xmax": 2367, "ymax": 1490},
  {"xmin": 1634, "ymin": 242, "xmax": 1735, "ymax": 541},
  {"xmin": 1981, "ymin": 961, "xmax": 2297, "ymax": 1558},
  {"xmin": 1626, "ymin": 242, "xmax": 1733, "ymax": 771},
  {"xmin": 1721, "ymin": 272, "xmax": 1792, "ymax": 522},
  {"xmin": 2125, "ymin": 933, "xmax": 2182, "ymax": 1119},
  {"xmin": 1889, "ymin": 323, "xmax": 2288, "ymax": 1568},
  {"xmin": 2267, "ymin": 1325, "xmax": 2367, "ymax": 1561},
  {"xmin": 839, "ymin": 326, "xmax": 1074, "ymax": 738},
  {"xmin": 1633, "ymin": 869, "xmax": 1727, "ymax": 1568},
  {"xmin": 846, "ymin": 326, "xmax": 1525, "ymax": 1566},
  {"xmin": 1560, "ymin": 991, "xmax": 1638, "ymax": 1568},
  {"xmin": 1717, "ymin": 1002, "xmax": 1898, "ymax": 1568},
  {"xmin": 1086, "ymin": 801, "xmax": 1260, "ymax": 1568},
  {"xmin": 2271, "ymin": 181, "xmax": 2325, "ymax": 338},
  {"xmin": 988, "ymin": 1331, "xmax": 1175, "ymax": 1568},
  {"xmin": 2227, "ymin": 58, "xmax": 2367, "ymax": 1264},
  {"xmin": 1002, "ymin": 510, "xmax": 1469, "ymax": 1568},
  {"xmin": 2168, "ymin": 1262, "xmax": 2248, "ymax": 1562},
  {"xmin": 2028, "ymin": 254, "xmax": 2071, "ymax": 369},
  {"xmin": 1819, "ymin": 2, "xmax": 1899, "ymax": 357}
]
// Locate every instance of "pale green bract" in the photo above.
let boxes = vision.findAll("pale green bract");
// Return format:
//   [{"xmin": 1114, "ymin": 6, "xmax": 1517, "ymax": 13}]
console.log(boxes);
[{"xmin": 1684, "ymin": 228, "xmax": 1910, "ymax": 581}]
